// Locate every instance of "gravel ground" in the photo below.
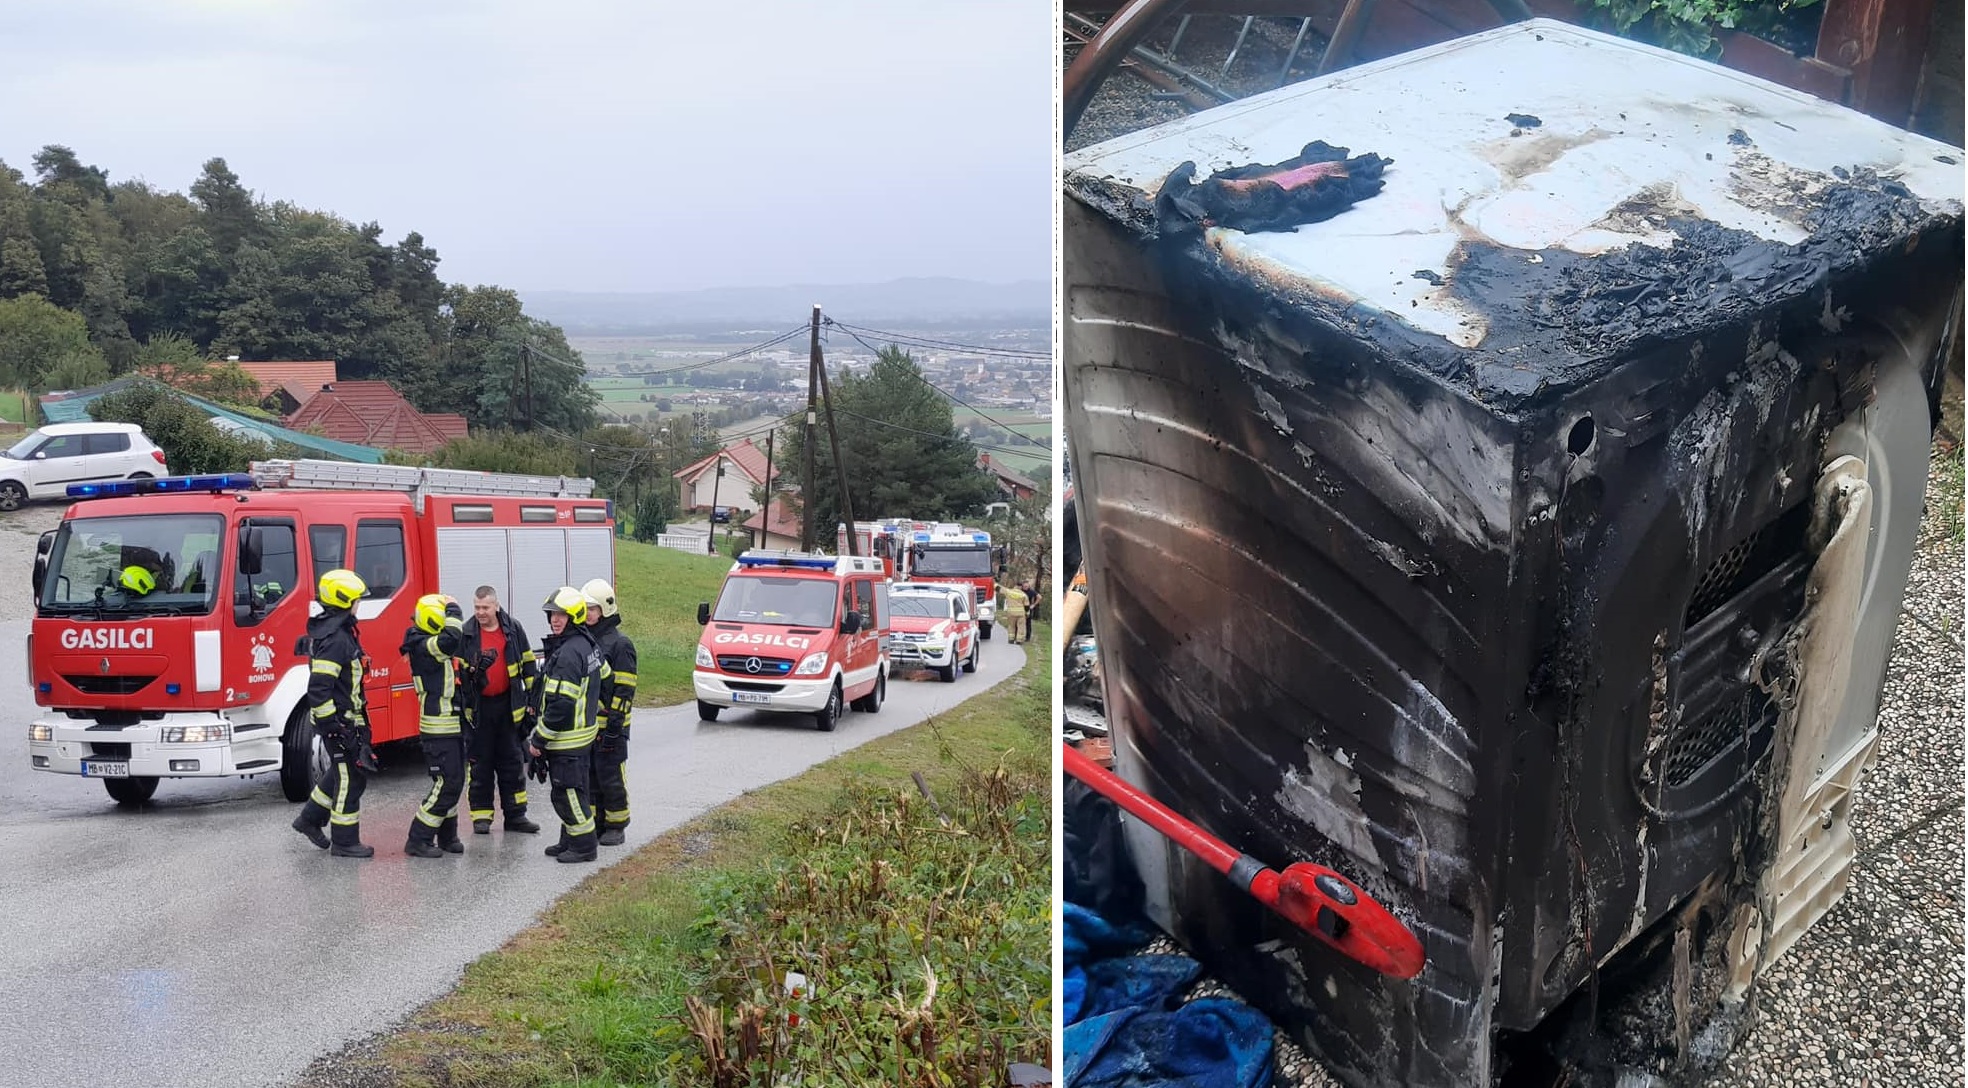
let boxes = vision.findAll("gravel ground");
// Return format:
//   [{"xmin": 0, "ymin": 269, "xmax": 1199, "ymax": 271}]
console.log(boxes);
[
  {"xmin": 1063, "ymin": 19, "xmax": 1964, "ymax": 1084},
  {"xmin": 0, "ymin": 501, "xmax": 64, "ymax": 611}
]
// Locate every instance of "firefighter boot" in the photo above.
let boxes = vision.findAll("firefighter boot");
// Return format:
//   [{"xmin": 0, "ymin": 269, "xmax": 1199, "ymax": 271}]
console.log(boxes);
[
  {"xmin": 329, "ymin": 822, "xmax": 374, "ymax": 859},
  {"xmin": 405, "ymin": 836, "xmax": 446, "ymax": 859},
  {"xmin": 474, "ymin": 819, "xmax": 492, "ymax": 835},
  {"xmin": 599, "ymin": 828, "xmax": 626, "ymax": 846},
  {"xmin": 438, "ymin": 815, "xmax": 464, "ymax": 853},
  {"xmin": 506, "ymin": 811, "xmax": 541, "ymax": 834},
  {"xmin": 291, "ymin": 813, "xmax": 329, "ymax": 850}
]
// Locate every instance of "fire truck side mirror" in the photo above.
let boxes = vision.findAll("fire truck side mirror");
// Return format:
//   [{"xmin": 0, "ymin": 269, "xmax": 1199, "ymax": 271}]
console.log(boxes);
[
  {"xmin": 31, "ymin": 530, "xmax": 54, "ymax": 599},
  {"xmin": 696, "ymin": 602, "xmax": 710, "ymax": 626},
  {"xmin": 840, "ymin": 610, "xmax": 863, "ymax": 636},
  {"xmin": 239, "ymin": 526, "xmax": 265, "ymax": 577}
]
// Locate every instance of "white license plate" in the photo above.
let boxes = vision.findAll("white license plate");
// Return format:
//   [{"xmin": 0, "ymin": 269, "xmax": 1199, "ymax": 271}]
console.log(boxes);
[
  {"xmin": 82, "ymin": 760, "xmax": 131, "ymax": 778},
  {"xmin": 731, "ymin": 692, "xmax": 772, "ymax": 705}
]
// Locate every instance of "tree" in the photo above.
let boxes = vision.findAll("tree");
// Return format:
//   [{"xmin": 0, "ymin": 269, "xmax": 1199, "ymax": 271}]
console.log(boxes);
[
  {"xmin": 775, "ymin": 346, "xmax": 1001, "ymax": 537},
  {"xmin": 88, "ymin": 379, "xmax": 292, "ymax": 473},
  {"xmin": 0, "ymin": 293, "xmax": 107, "ymax": 390}
]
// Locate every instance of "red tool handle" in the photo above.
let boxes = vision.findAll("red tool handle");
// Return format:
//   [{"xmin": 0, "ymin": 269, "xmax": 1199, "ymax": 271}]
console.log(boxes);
[{"xmin": 1064, "ymin": 741, "xmax": 1425, "ymax": 979}]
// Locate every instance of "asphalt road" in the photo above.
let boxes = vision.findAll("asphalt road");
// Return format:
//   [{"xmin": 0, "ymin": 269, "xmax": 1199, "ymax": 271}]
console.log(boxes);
[{"xmin": 0, "ymin": 617, "xmax": 1026, "ymax": 1088}]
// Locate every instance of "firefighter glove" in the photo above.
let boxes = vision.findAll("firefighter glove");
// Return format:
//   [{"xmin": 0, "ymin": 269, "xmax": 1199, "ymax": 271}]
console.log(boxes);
[{"xmin": 476, "ymin": 649, "xmax": 497, "ymax": 671}]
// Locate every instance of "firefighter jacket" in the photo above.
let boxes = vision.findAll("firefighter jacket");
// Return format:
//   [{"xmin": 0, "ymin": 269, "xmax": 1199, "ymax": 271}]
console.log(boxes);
[
  {"xmin": 401, "ymin": 616, "xmax": 467, "ymax": 736},
  {"xmin": 305, "ymin": 608, "xmax": 366, "ymax": 740},
  {"xmin": 531, "ymin": 623, "xmax": 602, "ymax": 752},
  {"xmin": 459, "ymin": 608, "xmax": 540, "ymax": 724},
  {"xmin": 590, "ymin": 615, "xmax": 638, "ymax": 733}
]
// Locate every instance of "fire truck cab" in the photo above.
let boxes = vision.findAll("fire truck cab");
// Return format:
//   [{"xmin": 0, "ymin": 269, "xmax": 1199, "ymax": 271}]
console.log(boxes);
[
  {"xmin": 26, "ymin": 460, "xmax": 612, "ymax": 807},
  {"xmin": 693, "ymin": 550, "xmax": 890, "ymax": 731}
]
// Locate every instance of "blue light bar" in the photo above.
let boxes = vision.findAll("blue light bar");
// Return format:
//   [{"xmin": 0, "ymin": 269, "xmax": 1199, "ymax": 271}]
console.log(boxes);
[
  {"xmin": 913, "ymin": 531, "xmax": 929, "ymax": 541},
  {"xmin": 736, "ymin": 553, "xmax": 839, "ymax": 570},
  {"xmin": 68, "ymin": 473, "xmax": 257, "ymax": 499},
  {"xmin": 972, "ymin": 533, "xmax": 987, "ymax": 542}
]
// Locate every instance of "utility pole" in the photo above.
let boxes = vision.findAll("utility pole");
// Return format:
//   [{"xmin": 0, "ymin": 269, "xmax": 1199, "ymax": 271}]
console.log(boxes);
[
  {"xmin": 521, "ymin": 342, "xmax": 536, "ymax": 433},
  {"xmin": 801, "ymin": 305, "xmax": 819, "ymax": 553},
  {"xmin": 813, "ymin": 345, "xmax": 857, "ymax": 557},
  {"xmin": 763, "ymin": 428, "xmax": 776, "ymax": 535}
]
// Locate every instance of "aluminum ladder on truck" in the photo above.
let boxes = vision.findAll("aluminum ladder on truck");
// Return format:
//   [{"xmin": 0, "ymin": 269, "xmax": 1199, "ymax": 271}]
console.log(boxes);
[{"xmin": 249, "ymin": 458, "xmax": 595, "ymax": 512}]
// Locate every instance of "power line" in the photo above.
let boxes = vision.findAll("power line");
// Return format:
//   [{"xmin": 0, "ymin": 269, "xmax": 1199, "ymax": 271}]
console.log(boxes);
[
  {"xmin": 833, "ymin": 407, "xmax": 1049, "ymax": 462},
  {"xmin": 830, "ymin": 323, "xmax": 1048, "ymax": 448},
  {"xmin": 556, "ymin": 327, "xmax": 810, "ymax": 381},
  {"xmin": 827, "ymin": 319, "xmax": 1051, "ymax": 360}
]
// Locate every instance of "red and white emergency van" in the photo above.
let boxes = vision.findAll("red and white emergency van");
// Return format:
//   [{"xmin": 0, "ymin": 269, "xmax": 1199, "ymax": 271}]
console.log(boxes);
[
  {"xmin": 885, "ymin": 581, "xmax": 979, "ymax": 683},
  {"xmin": 27, "ymin": 459, "xmax": 613, "ymax": 806},
  {"xmin": 693, "ymin": 550, "xmax": 890, "ymax": 731}
]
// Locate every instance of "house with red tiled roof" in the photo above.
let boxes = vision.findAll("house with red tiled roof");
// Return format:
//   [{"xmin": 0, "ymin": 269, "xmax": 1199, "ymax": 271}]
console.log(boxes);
[
  {"xmin": 233, "ymin": 361, "xmax": 339, "ymax": 413},
  {"xmin": 977, "ymin": 453, "xmax": 1040, "ymax": 500},
  {"xmin": 284, "ymin": 380, "xmax": 470, "ymax": 456},
  {"xmin": 741, "ymin": 500, "xmax": 801, "ymax": 551},
  {"xmin": 674, "ymin": 438, "xmax": 780, "ymax": 512}
]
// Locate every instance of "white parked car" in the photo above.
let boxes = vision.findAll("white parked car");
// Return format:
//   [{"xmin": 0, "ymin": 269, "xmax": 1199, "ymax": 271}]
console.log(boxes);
[{"xmin": 0, "ymin": 422, "xmax": 170, "ymax": 511}]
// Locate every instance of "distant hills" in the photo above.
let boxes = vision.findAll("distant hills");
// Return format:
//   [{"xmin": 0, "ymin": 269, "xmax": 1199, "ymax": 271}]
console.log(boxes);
[{"xmin": 522, "ymin": 277, "xmax": 1050, "ymax": 334}]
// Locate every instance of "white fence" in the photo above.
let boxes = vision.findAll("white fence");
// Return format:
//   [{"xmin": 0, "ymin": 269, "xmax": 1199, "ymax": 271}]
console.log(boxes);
[{"xmin": 656, "ymin": 533, "xmax": 706, "ymax": 554}]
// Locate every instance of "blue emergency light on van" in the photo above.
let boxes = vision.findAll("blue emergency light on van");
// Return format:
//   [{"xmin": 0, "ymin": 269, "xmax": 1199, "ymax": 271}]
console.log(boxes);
[
  {"xmin": 735, "ymin": 553, "xmax": 838, "ymax": 570},
  {"xmin": 67, "ymin": 473, "xmax": 256, "ymax": 499}
]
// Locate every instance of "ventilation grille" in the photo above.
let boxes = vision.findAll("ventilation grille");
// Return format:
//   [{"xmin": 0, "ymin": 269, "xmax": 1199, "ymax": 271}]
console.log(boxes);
[
  {"xmin": 1684, "ymin": 504, "xmax": 1811, "ymax": 628},
  {"xmin": 62, "ymin": 675, "xmax": 158, "ymax": 696},
  {"xmin": 1661, "ymin": 695, "xmax": 1780, "ymax": 788}
]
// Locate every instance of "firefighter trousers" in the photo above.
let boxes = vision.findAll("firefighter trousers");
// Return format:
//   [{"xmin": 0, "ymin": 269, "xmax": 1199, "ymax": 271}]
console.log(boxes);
[
  {"xmin": 590, "ymin": 727, "xmax": 630, "ymax": 832},
  {"xmin": 548, "ymin": 749, "xmax": 598, "ymax": 856},
  {"xmin": 410, "ymin": 733, "xmax": 466, "ymax": 846},
  {"xmin": 466, "ymin": 690, "xmax": 528, "ymax": 822},
  {"xmin": 298, "ymin": 750, "xmax": 368, "ymax": 847}
]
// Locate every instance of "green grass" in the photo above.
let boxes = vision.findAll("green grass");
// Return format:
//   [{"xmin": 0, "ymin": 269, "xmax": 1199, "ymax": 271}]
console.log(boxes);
[
  {"xmin": 0, "ymin": 388, "xmax": 28, "ymax": 426},
  {"xmin": 612, "ymin": 537, "xmax": 734, "ymax": 706},
  {"xmin": 330, "ymin": 625, "xmax": 1051, "ymax": 1088}
]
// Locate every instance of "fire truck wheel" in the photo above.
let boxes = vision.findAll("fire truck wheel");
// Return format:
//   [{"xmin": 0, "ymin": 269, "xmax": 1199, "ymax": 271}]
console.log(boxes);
[
  {"xmin": 103, "ymin": 775, "xmax": 158, "ymax": 806},
  {"xmin": 962, "ymin": 642, "xmax": 979, "ymax": 674},
  {"xmin": 279, "ymin": 708, "xmax": 314, "ymax": 802},
  {"xmin": 814, "ymin": 681, "xmax": 842, "ymax": 732},
  {"xmin": 852, "ymin": 671, "xmax": 885, "ymax": 714},
  {"xmin": 696, "ymin": 700, "xmax": 721, "ymax": 722},
  {"xmin": 937, "ymin": 659, "xmax": 958, "ymax": 683},
  {"xmin": 979, "ymin": 621, "xmax": 993, "ymax": 641},
  {"xmin": 0, "ymin": 481, "xmax": 23, "ymax": 512}
]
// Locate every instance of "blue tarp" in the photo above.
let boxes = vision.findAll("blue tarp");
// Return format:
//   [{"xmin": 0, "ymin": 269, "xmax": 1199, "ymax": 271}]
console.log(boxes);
[
  {"xmin": 1063, "ymin": 903, "xmax": 1276, "ymax": 1088},
  {"xmin": 38, "ymin": 377, "xmax": 384, "ymax": 463}
]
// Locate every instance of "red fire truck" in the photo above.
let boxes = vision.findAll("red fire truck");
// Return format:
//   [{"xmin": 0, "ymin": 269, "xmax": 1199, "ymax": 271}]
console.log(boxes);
[
  {"xmin": 26, "ymin": 459, "xmax": 613, "ymax": 807},
  {"xmin": 693, "ymin": 550, "xmax": 890, "ymax": 731}
]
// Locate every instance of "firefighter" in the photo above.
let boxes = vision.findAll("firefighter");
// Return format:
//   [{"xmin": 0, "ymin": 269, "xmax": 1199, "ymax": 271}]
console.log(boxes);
[
  {"xmin": 529, "ymin": 586, "xmax": 603, "ymax": 863},
  {"xmin": 996, "ymin": 579, "xmax": 1030, "ymax": 644},
  {"xmin": 290, "ymin": 568, "xmax": 375, "ymax": 858},
  {"xmin": 403, "ymin": 593, "xmax": 469, "ymax": 858},
  {"xmin": 580, "ymin": 578, "xmax": 637, "ymax": 846},
  {"xmin": 459, "ymin": 585, "xmax": 542, "ymax": 835}
]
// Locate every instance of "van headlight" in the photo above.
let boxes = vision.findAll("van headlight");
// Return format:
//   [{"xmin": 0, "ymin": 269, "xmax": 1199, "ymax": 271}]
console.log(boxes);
[
  {"xmin": 162, "ymin": 724, "xmax": 230, "ymax": 744},
  {"xmin": 695, "ymin": 644, "xmax": 714, "ymax": 668},
  {"xmin": 795, "ymin": 652, "xmax": 828, "ymax": 676}
]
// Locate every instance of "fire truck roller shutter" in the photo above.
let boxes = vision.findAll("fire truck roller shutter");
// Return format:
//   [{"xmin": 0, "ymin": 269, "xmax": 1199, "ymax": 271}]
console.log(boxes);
[
  {"xmin": 436, "ymin": 529, "xmax": 512, "ymax": 613},
  {"xmin": 508, "ymin": 530, "xmax": 569, "ymax": 644},
  {"xmin": 567, "ymin": 529, "xmax": 613, "ymax": 592}
]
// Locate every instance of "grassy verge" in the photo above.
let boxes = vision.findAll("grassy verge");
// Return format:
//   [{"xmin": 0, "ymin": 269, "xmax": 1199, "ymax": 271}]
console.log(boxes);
[
  {"xmin": 611, "ymin": 536, "xmax": 734, "ymax": 706},
  {"xmin": 0, "ymin": 388, "xmax": 28, "ymax": 426},
  {"xmin": 324, "ymin": 624, "xmax": 1051, "ymax": 1088}
]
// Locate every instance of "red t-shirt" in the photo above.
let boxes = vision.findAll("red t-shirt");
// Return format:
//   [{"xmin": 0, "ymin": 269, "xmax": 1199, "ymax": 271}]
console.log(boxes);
[{"xmin": 478, "ymin": 626, "xmax": 510, "ymax": 697}]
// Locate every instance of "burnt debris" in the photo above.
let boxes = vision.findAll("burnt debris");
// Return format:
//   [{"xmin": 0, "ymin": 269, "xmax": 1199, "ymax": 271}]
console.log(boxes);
[
  {"xmin": 1156, "ymin": 141, "xmax": 1391, "ymax": 235},
  {"xmin": 1504, "ymin": 112, "xmax": 1543, "ymax": 128}
]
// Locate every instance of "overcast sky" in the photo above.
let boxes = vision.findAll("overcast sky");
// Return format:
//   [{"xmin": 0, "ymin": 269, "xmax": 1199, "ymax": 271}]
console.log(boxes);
[{"xmin": 0, "ymin": 0, "xmax": 1054, "ymax": 294}]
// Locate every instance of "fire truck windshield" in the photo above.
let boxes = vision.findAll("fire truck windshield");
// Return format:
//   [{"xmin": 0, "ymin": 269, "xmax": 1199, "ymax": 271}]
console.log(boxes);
[
  {"xmin": 38, "ymin": 513, "xmax": 225, "ymax": 616},
  {"xmin": 911, "ymin": 546, "xmax": 992, "ymax": 577},
  {"xmin": 713, "ymin": 575, "xmax": 840, "ymax": 628}
]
